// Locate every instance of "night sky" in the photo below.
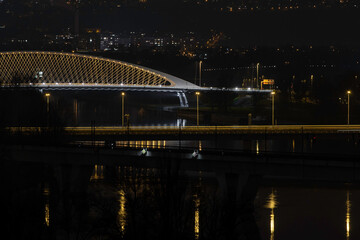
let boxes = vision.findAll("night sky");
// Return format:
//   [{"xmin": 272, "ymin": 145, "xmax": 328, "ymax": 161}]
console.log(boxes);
[{"xmin": 1, "ymin": 0, "xmax": 360, "ymax": 47}]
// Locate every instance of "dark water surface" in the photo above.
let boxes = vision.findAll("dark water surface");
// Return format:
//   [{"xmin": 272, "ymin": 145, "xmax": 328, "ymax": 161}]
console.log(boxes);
[
  {"xmin": 257, "ymin": 186, "xmax": 360, "ymax": 240},
  {"xmin": 2, "ymin": 162, "xmax": 360, "ymax": 240},
  {"xmin": 2, "ymin": 135, "xmax": 360, "ymax": 239}
]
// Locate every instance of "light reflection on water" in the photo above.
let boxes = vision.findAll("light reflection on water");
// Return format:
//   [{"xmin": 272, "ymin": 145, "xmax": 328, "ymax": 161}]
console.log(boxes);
[
  {"xmin": 43, "ymin": 183, "xmax": 50, "ymax": 227},
  {"xmin": 116, "ymin": 140, "xmax": 167, "ymax": 149},
  {"xmin": 118, "ymin": 189, "xmax": 127, "ymax": 236},
  {"xmin": 346, "ymin": 190, "xmax": 351, "ymax": 240},
  {"xmin": 90, "ymin": 165, "xmax": 104, "ymax": 180},
  {"xmin": 292, "ymin": 139, "xmax": 295, "ymax": 153},
  {"xmin": 74, "ymin": 135, "xmax": 360, "ymax": 156},
  {"xmin": 37, "ymin": 163, "xmax": 360, "ymax": 240},
  {"xmin": 265, "ymin": 189, "xmax": 278, "ymax": 240},
  {"xmin": 257, "ymin": 187, "xmax": 360, "ymax": 240},
  {"xmin": 194, "ymin": 194, "xmax": 200, "ymax": 240}
]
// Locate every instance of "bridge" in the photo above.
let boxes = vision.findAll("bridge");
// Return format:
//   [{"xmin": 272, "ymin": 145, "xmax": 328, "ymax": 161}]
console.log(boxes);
[
  {"xmin": 0, "ymin": 51, "xmax": 272, "ymax": 93},
  {"xmin": 7, "ymin": 125, "xmax": 360, "ymax": 141},
  {"xmin": 0, "ymin": 51, "xmax": 200, "ymax": 90}
]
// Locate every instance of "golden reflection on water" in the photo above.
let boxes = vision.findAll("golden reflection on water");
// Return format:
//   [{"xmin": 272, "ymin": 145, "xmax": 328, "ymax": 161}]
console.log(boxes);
[
  {"xmin": 346, "ymin": 190, "xmax": 351, "ymax": 240},
  {"xmin": 270, "ymin": 209, "xmax": 274, "ymax": 239},
  {"xmin": 43, "ymin": 184, "xmax": 50, "ymax": 227},
  {"xmin": 265, "ymin": 189, "xmax": 278, "ymax": 240},
  {"xmin": 194, "ymin": 194, "xmax": 200, "ymax": 240},
  {"xmin": 124, "ymin": 140, "xmax": 167, "ymax": 149},
  {"xmin": 90, "ymin": 165, "xmax": 104, "ymax": 180},
  {"xmin": 118, "ymin": 189, "xmax": 127, "ymax": 236},
  {"xmin": 256, "ymin": 140, "xmax": 259, "ymax": 155},
  {"xmin": 292, "ymin": 139, "xmax": 295, "ymax": 153}
]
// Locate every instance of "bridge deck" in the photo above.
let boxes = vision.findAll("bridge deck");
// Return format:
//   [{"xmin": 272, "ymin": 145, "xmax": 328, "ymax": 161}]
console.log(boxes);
[{"xmin": 7, "ymin": 125, "xmax": 360, "ymax": 136}]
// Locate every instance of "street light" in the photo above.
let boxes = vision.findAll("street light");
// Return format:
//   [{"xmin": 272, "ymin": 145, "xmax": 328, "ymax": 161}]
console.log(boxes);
[
  {"xmin": 195, "ymin": 91, "xmax": 200, "ymax": 126},
  {"xmin": 256, "ymin": 63, "xmax": 260, "ymax": 88},
  {"xmin": 199, "ymin": 61, "xmax": 202, "ymax": 87},
  {"xmin": 347, "ymin": 90, "xmax": 351, "ymax": 125},
  {"xmin": 121, "ymin": 92, "xmax": 125, "ymax": 127},
  {"xmin": 45, "ymin": 93, "xmax": 50, "ymax": 113},
  {"xmin": 271, "ymin": 91, "xmax": 275, "ymax": 125},
  {"xmin": 45, "ymin": 93, "xmax": 51, "ymax": 127}
]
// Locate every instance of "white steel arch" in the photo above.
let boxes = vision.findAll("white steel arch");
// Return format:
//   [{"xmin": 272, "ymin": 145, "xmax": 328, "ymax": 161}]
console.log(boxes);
[{"xmin": 0, "ymin": 51, "xmax": 199, "ymax": 89}]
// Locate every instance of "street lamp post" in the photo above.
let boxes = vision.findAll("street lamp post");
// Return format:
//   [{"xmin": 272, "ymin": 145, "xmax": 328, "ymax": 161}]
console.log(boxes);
[
  {"xmin": 199, "ymin": 61, "xmax": 202, "ymax": 87},
  {"xmin": 256, "ymin": 63, "xmax": 260, "ymax": 88},
  {"xmin": 121, "ymin": 92, "xmax": 125, "ymax": 127},
  {"xmin": 271, "ymin": 91, "xmax": 275, "ymax": 125},
  {"xmin": 45, "ymin": 93, "xmax": 50, "ymax": 113},
  {"xmin": 196, "ymin": 91, "xmax": 200, "ymax": 126},
  {"xmin": 45, "ymin": 93, "xmax": 50, "ymax": 127},
  {"xmin": 347, "ymin": 90, "xmax": 351, "ymax": 125}
]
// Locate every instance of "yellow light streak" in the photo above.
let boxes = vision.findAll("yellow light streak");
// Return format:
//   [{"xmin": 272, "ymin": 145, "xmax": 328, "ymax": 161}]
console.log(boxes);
[
  {"xmin": 90, "ymin": 165, "xmax": 104, "ymax": 180},
  {"xmin": 194, "ymin": 195, "xmax": 200, "ymax": 240},
  {"xmin": 118, "ymin": 189, "xmax": 127, "ymax": 236},
  {"xmin": 346, "ymin": 190, "xmax": 351, "ymax": 240},
  {"xmin": 270, "ymin": 208, "xmax": 274, "ymax": 240},
  {"xmin": 292, "ymin": 139, "xmax": 295, "ymax": 152},
  {"xmin": 265, "ymin": 189, "xmax": 277, "ymax": 240},
  {"xmin": 43, "ymin": 184, "xmax": 50, "ymax": 227}
]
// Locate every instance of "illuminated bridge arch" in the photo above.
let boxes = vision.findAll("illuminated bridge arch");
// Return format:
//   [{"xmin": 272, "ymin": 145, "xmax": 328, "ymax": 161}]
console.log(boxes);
[{"xmin": 0, "ymin": 51, "xmax": 199, "ymax": 89}]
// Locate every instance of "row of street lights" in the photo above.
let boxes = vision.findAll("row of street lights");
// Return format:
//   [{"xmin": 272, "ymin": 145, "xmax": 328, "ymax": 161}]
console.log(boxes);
[
  {"xmin": 43, "ymin": 89, "xmax": 353, "ymax": 127},
  {"xmin": 270, "ymin": 90, "xmax": 352, "ymax": 126},
  {"xmin": 120, "ymin": 91, "xmax": 202, "ymax": 127}
]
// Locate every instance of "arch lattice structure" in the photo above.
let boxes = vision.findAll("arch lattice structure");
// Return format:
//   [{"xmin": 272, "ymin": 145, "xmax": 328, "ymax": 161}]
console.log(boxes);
[{"xmin": 0, "ymin": 51, "xmax": 197, "ymax": 88}]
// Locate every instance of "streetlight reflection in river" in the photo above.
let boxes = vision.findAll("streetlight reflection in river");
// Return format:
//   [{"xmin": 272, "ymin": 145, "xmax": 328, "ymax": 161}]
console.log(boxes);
[
  {"xmin": 43, "ymin": 183, "xmax": 50, "ymax": 227},
  {"xmin": 118, "ymin": 189, "xmax": 127, "ymax": 236},
  {"xmin": 265, "ymin": 189, "xmax": 278, "ymax": 240},
  {"xmin": 194, "ymin": 194, "xmax": 200, "ymax": 240},
  {"xmin": 346, "ymin": 190, "xmax": 351, "ymax": 240}
]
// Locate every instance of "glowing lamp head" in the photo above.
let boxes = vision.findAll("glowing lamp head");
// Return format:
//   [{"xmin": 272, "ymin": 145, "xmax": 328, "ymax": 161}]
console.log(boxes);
[
  {"xmin": 347, "ymin": 90, "xmax": 351, "ymax": 94},
  {"xmin": 195, "ymin": 91, "xmax": 200, "ymax": 96},
  {"xmin": 121, "ymin": 92, "xmax": 125, "ymax": 96},
  {"xmin": 271, "ymin": 91, "xmax": 275, "ymax": 95},
  {"xmin": 45, "ymin": 93, "xmax": 50, "ymax": 97}
]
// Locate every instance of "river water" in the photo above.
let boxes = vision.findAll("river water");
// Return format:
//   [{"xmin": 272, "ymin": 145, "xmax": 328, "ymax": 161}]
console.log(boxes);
[
  {"xmin": 36, "ymin": 164, "xmax": 360, "ymax": 240},
  {"xmin": 2, "ymin": 134, "xmax": 360, "ymax": 239}
]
